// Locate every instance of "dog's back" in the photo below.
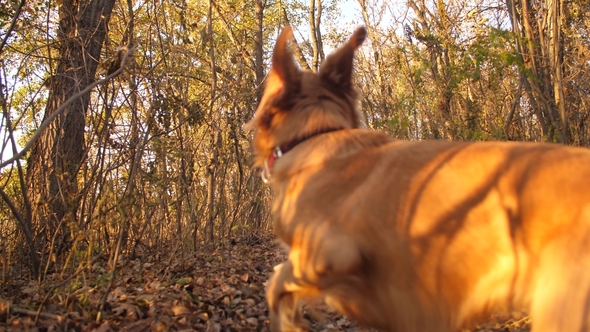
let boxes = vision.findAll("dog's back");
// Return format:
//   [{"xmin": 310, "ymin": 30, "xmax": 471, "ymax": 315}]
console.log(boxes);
[
  {"xmin": 247, "ymin": 26, "xmax": 590, "ymax": 332},
  {"xmin": 273, "ymin": 131, "xmax": 590, "ymax": 330}
]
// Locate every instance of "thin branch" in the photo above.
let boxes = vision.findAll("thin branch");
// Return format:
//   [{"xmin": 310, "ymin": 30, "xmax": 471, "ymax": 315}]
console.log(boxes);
[
  {"xmin": 505, "ymin": 79, "xmax": 523, "ymax": 139},
  {"xmin": 0, "ymin": 69, "xmax": 38, "ymax": 278},
  {"xmin": 35, "ymin": 253, "xmax": 103, "ymax": 323},
  {"xmin": 0, "ymin": 0, "xmax": 27, "ymax": 56},
  {"xmin": 0, "ymin": 299, "xmax": 65, "ymax": 322},
  {"xmin": 0, "ymin": 46, "xmax": 135, "ymax": 170},
  {"xmin": 0, "ymin": 187, "xmax": 38, "ymax": 278},
  {"xmin": 210, "ymin": 1, "xmax": 256, "ymax": 71}
]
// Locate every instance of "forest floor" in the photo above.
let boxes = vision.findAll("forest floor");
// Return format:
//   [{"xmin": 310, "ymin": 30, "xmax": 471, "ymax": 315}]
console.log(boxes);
[{"xmin": 0, "ymin": 232, "xmax": 531, "ymax": 332}]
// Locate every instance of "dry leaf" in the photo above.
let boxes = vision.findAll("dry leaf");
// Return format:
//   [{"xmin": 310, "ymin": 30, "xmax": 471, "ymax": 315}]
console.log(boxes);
[{"xmin": 171, "ymin": 305, "xmax": 191, "ymax": 316}]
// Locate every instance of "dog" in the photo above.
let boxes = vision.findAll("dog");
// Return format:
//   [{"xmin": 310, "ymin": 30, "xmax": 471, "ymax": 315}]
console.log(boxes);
[{"xmin": 245, "ymin": 26, "xmax": 590, "ymax": 332}]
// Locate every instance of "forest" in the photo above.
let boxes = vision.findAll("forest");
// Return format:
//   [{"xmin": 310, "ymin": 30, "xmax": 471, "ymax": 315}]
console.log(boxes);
[{"xmin": 0, "ymin": 0, "xmax": 589, "ymax": 330}]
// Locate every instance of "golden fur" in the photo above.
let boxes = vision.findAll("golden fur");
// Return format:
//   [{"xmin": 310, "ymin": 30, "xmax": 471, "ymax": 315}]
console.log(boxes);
[{"xmin": 245, "ymin": 26, "xmax": 590, "ymax": 332}]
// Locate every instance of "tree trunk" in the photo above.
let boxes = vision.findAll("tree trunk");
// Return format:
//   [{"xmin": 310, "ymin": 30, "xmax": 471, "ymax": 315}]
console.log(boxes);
[
  {"xmin": 309, "ymin": 0, "xmax": 324, "ymax": 72},
  {"xmin": 407, "ymin": 0, "xmax": 455, "ymax": 138},
  {"xmin": 26, "ymin": 0, "xmax": 117, "ymax": 273},
  {"xmin": 246, "ymin": 0, "xmax": 266, "ymax": 230},
  {"xmin": 205, "ymin": 0, "xmax": 220, "ymax": 242},
  {"xmin": 505, "ymin": 0, "xmax": 568, "ymax": 142},
  {"xmin": 548, "ymin": 0, "xmax": 568, "ymax": 142}
]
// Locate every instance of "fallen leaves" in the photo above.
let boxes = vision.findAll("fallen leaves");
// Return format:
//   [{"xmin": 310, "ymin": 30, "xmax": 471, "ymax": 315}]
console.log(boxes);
[
  {"xmin": 0, "ymin": 232, "xmax": 530, "ymax": 331},
  {"xmin": 0, "ymin": 233, "xmax": 282, "ymax": 331}
]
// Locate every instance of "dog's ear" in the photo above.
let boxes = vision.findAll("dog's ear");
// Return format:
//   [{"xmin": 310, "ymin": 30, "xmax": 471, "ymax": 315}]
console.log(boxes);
[
  {"xmin": 319, "ymin": 27, "xmax": 366, "ymax": 92},
  {"xmin": 269, "ymin": 26, "xmax": 300, "ymax": 97},
  {"xmin": 244, "ymin": 26, "xmax": 300, "ymax": 131}
]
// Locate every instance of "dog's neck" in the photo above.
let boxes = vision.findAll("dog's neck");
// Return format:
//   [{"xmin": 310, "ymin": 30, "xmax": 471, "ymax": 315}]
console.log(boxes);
[{"xmin": 261, "ymin": 127, "xmax": 343, "ymax": 183}]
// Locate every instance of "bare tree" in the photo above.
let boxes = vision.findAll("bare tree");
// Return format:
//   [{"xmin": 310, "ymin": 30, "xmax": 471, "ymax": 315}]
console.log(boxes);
[
  {"xmin": 26, "ymin": 0, "xmax": 117, "ymax": 275},
  {"xmin": 505, "ymin": 0, "xmax": 568, "ymax": 142},
  {"xmin": 309, "ymin": 0, "xmax": 325, "ymax": 71}
]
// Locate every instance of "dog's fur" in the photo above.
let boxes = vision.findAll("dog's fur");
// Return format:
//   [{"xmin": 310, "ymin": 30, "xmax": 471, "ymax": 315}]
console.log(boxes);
[{"xmin": 245, "ymin": 26, "xmax": 590, "ymax": 332}]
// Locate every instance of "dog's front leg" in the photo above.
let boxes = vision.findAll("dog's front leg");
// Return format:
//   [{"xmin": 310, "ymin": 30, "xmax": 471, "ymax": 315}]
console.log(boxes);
[{"xmin": 266, "ymin": 261, "xmax": 311, "ymax": 332}]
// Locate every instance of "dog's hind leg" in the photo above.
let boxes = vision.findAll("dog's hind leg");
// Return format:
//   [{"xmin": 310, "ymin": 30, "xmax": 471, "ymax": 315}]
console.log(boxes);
[
  {"xmin": 266, "ymin": 261, "xmax": 311, "ymax": 332},
  {"xmin": 530, "ymin": 229, "xmax": 590, "ymax": 332},
  {"xmin": 269, "ymin": 292, "xmax": 308, "ymax": 332},
  {"xmin": 266, "ymin": 231, "xmax": 364, "ymax": 331}
]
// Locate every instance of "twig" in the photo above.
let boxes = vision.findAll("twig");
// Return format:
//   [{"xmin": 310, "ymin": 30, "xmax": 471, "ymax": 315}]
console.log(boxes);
[
  {"xmin": 19, "ymin": 307, "xmax": 65, "ymax": 322},
  {"xmin": 34, "ymin": 253, "xmax": 103, "ymax": 323},
  {"xmin": 0, "ymin": 46, "xmax": 135, "ymax": 170},
  {"xmin": 503, "ymin": 315, "xmax": 531, "ymax": 328},
  {"xmin": 0, "ymin": 0, "xmax": 26, "ymax": 56},
  {"xmin": 0, "ymin": 298, "xmax": 64, "ymax": 322},
  {"xmin": 0, "ymin": 68, "xmax": 38, "ymax": 279},
  {"xmin": 19, "ymin": 307, "xmax": 64, "ymax": 321}
]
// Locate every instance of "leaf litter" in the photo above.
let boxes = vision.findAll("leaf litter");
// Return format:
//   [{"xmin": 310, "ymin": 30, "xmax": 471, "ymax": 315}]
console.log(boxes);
[{"xmin": 0, "ymin": 232, "xmax": 530, "ymax": 331}]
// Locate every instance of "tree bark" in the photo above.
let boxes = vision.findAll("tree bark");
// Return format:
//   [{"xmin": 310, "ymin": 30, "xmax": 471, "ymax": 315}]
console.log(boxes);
[
  {"xmin": 26, "ymin": 0, "xmax": 117, "ymax": 271},
  {"xmin": 205, "ymin": 0, "xmax": 220, "ymax": 242},
  {"xmin": 282, "ymin": 9, "xmax": 312, "ymax": 71},
  {"xmin": 505, "ymin": 0, "xmax": 568, "ymax": 142},
  {"xmin": 309, "ymin": 0, "xmax": 324, "ymax": 72},
  {"xmin": 244, "ymin": 0, "xmax": 267, "ymax": 230}
]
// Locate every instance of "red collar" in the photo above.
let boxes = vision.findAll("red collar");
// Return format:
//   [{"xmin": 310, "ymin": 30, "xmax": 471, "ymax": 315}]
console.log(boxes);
[{"xmin": 261, "ymin": 127, "xmax": 343, "ymax": 183}]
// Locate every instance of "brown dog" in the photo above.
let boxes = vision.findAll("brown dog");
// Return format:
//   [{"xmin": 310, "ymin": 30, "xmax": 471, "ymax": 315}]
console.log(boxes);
[{"xmin": 245, "ymin": 26, "xmax": 590, "ymax": 332}]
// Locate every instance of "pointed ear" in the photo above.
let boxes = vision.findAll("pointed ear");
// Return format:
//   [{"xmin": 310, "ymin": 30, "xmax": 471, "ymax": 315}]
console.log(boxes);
[
  {"xmin": 270, "ymin": 26, "xmax": 299, "ymax": 88},
  {"xmin": 243, "ymin": 26, "xmax": 300, "ymax": 131},
  {"xmin": 268, "ymin": 26, "xmax": 301, "ymax": 109},
  {"xmin": 319, "ymin": 27, "xmax": 367, "ymax": 91}
]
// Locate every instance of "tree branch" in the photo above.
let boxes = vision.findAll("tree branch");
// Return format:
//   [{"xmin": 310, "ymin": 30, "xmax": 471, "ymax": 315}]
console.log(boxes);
[
  {"xmin": 0, "ymin": 46, "xmax": 135, "ymax": 170},
  {"xmin": 0, "ymin": 0, "xmax": 26, "ymax": 56}
]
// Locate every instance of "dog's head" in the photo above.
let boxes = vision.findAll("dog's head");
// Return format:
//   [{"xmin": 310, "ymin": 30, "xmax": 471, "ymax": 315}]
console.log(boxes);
[{"xmin": 245, "ymin": 26, "xmax": 367, "ymax": 166}]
